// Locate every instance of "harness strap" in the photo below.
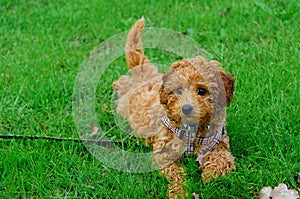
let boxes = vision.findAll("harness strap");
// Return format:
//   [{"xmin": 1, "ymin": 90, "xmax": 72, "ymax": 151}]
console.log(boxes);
[{"xmin": 161, "ymin": 115, "xmax": 224, "ymax": 159}]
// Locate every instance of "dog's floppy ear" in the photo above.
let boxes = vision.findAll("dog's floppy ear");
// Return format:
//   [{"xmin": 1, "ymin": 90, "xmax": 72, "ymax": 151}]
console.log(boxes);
[
  {"xmin": 218, "ymin": 68, "xmax": 235, "ymax": 106},
  {"xmin": 159, "ymin": 85, "xmax": 168, "ymax": 106},
  {"xmin": 159, "ymin": 75, "xmax": 171, "ymax": 106},
  {"xmin": 159, "ymin": 61, "xmax": 184, "ymax": 106}
]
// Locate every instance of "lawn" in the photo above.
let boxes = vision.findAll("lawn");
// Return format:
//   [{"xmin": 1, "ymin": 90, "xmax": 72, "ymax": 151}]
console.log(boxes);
[{"xmin": 0, "ymin": 0, "xmax": 299, "ymax": 198}]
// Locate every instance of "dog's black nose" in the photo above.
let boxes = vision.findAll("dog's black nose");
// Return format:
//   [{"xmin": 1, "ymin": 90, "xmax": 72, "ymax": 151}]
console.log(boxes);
[{"xmin": 182, "ymin": 104, "xmax": 193, "ymax": 115}]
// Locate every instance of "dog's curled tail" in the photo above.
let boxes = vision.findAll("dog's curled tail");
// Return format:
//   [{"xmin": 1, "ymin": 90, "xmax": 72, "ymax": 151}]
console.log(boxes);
[{"xmin": 125, "ymin": 17, "xmax": 149, "ymax": 69}]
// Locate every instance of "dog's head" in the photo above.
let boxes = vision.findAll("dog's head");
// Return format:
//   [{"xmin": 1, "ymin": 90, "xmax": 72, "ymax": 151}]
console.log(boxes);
[{"xmin": 159, "ymin": 56, "xmax": 234, "ymax": 128}]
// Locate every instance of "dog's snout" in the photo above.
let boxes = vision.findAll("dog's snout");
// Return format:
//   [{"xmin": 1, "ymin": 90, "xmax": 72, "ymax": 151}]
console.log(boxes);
[{"xmin": 182, "ymin": 104, "xmax": 193, "ymax": 115}]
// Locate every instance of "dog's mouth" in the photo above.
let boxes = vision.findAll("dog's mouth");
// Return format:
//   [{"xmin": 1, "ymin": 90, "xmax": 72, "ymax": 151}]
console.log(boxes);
[
  {"xmin": 181, "ymin": 123, "xmax": 199, "ymax": 134},
  {"xmin": 171, "ymin": 122, "xmax": 198, "ymax": 140},
  {"xmin": 162, "ymin": 115, "xmax": 199, "ymax": 140},
  {"xmin": 180, "ymin": 115, "xmax": 199, "ymax": 126}
]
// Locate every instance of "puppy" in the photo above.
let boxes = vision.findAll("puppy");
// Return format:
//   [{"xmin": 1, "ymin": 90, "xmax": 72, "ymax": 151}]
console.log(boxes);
[{"xmin": 113, "ymin": 18, "xmax": 235, "ymax": 198}]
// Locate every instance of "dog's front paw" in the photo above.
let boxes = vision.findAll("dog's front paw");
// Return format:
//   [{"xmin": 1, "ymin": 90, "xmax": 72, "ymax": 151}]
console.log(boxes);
[
  {"xmin": 168, "ymin": 183, "xmax": 185, "ymax": 199},
  {"xmin": 200, "ymin": 146, "xmax": 235, "ymax": 183},
  {"xmin": 160, "ymin": 162, "xmax": 187, "ymax": 199}
]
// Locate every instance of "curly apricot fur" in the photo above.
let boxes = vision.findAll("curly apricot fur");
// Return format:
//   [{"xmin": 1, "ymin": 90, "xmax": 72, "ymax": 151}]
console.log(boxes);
[{"xmin": 113, "ymin": 18, "xmax": 236, "ymax": 199}]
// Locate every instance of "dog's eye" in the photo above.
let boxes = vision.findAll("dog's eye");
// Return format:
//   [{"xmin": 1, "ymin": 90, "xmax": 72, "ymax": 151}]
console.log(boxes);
[
  {"xmin": 197, "ymin": 88, "xmax": 207, "ymax": 96},
  {"xmin": 176, "ymin": 87, "xmax": 183, "ymax": 95}
]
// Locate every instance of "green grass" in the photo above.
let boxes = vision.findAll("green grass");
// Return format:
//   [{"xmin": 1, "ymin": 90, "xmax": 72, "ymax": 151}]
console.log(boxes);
[{"xmin": 1, "ymin": 0, "xmax": 299, "ymax": 198}]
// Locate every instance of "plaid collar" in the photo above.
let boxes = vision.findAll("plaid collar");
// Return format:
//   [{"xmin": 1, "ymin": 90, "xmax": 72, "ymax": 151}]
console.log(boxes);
[
  {"xmin": 161, "ymin": 115, "xmax": 224, "ymax": 159},
  {"xmin": 161, "ymin": 115, "xmax": 198, "ymax": 140}
]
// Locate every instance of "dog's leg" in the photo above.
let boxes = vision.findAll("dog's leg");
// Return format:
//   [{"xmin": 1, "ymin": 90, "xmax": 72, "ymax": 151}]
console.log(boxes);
[
  {"xmin": 200, "ymin": 138, "xmax": 236, "ymax": 182},
  {"xmin": 150, "ymin": 133, "xmax": 187, "ymax": 198},
  {"xmin": 160, "ymin": 162, "xmax": 186, "ymax": 199}
]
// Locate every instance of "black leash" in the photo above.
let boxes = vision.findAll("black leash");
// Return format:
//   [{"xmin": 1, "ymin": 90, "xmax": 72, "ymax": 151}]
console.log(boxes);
[{"xmin": 0, "ymin": 134, "xmax": 116, "ymax": 149}]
